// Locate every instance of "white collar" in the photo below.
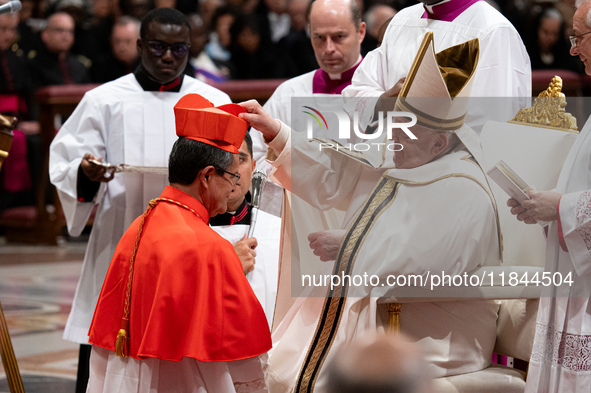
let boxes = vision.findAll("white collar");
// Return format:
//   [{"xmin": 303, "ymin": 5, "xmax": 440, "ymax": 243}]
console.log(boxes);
[{"xmin": 326, "ymin": 55, "xmax": 363, "ymax": 80}]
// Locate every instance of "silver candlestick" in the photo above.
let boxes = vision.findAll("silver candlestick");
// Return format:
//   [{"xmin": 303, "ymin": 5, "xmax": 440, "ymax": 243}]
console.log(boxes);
[{"xmin": 248, "ymin": 169, "xmax": 268, "ymax": 237}]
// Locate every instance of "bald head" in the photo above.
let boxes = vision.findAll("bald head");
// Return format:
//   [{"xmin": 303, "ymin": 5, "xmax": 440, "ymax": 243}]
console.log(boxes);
[
  {"xmin": 307, "ymin": 0, "xmax": 361, "ymax": 29},
  {"xmin": 570, "ymin": 0, "xmax": 591, "ymax": 74},
  {"xmin": 308, "ymin": 0, "xmax": 365, "ymax": 75},
  {"xmin": 365, "ymin": 4, "xmax": 396, "ymax": 39},
  {"xmin": 326, "ymin": 334, "xmax": 430, "ymax": 393}
]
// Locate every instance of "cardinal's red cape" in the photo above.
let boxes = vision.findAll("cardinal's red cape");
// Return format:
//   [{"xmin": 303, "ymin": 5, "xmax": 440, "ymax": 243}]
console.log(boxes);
[{"xmin": 88, "ymin": 186, "xmax": 272, "ymax": 362}]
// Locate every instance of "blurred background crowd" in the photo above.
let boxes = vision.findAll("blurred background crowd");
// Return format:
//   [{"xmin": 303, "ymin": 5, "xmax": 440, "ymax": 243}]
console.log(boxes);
[
  {"xmin": 0, "ymin": 0, "xmax": 585, "ymax": 211},
  {"xmin": 0, "ymin": 0, "xmax": 586, "ymax": 96}
]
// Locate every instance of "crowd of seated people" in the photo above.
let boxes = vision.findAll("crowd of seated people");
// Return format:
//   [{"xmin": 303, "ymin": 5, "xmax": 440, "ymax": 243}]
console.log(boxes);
[
  {"xmin": 0, "ymin": 0, "xmax": 587, "ymax": 213},
  {"xmin": 0, "ymin": 0, "xmax": 580, "ymax": 85},
  {"xmin": 1, "ymin": 0, "xmax": 396, "ymax": 90},
  {"xmin": 1, "ymin": 0, "xmax": 587, "ymax": 89}
]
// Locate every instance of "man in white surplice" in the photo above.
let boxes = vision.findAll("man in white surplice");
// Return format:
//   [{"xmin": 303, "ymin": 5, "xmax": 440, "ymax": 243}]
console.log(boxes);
[
  {"xmin": 344, "ymin": 0, "xmax": 532, "ymax": 133},
  {"xmin": 209, "ymin": 133, "xmax": 281, "ymax": 329},
  {"xmin": 509, "ymin": 2, "xmax": 591, "ymax": 391},
  {"xmin": 240, "ymin": 35, "xmax": 501, "ymax": 393},
  {"xmin": 49, "ymin": 8, "xmax": 230, "ymax": 391},
  {"xmin": 253, "ymin": 0, "xmax": 365, "ymax": 165},
  {"xmin": 251, "ymin": 0, "xmax": 366, "ymax": 324}
]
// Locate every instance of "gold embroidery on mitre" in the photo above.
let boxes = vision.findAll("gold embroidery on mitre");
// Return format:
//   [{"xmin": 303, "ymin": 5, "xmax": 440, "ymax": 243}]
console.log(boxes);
[{"xmin": 510, "ymin": 76, "xmax": 578, "ymax": 132}]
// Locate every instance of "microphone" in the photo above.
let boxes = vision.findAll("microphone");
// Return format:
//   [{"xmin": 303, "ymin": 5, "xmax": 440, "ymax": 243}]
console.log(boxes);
[{"xmin": 0, "ymin": 1, "xmax": 21, "ymax": 15}]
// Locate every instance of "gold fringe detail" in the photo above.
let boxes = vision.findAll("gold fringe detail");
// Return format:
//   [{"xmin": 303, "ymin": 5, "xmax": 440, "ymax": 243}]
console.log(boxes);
[
  {"xmin": 115, "ymin": 329, "xmax": 128, "ymax": 357},
  {"xmin": 115, "ymin": 197, "xmax": 201, "ymax": 358}
]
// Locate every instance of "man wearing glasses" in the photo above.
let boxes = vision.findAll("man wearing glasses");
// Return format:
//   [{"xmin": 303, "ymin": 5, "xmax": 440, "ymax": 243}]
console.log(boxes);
[
  {"xmin": 210, "ymin": 132, "xmax": 282, "ymax": 329},
  {"xmin": 86, "ymin": 93, "xmax": 271, "ymax": 392},
  {"xmin": 49, "ymin": 8, "xmax": 231, "ymax": 393},
  {"xmin": 570, "ymin": 26, "xmax": 591, "ymax": 74},
  {"xmin": 509, "ymin": 1, "xmax": 591, "ymax": 392}
]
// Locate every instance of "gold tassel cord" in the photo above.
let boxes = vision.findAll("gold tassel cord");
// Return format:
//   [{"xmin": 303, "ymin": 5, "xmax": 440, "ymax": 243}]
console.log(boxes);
[
  {"xmin": 115, "ymin": 200, "xmax": 156, "ymax": 357},
  {"xmin": 115, "ymin": 327, "xmax": 128, "ymax": 357},
  {"xmin": 115, "ymin": 198, "xmax": 200, "ymax": 357}
]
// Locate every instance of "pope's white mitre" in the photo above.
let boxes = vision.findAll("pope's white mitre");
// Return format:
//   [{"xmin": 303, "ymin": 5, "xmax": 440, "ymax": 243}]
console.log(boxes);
[{"xmin": 395, "ymin": 31, "xmax": 480, "ymax": 131}]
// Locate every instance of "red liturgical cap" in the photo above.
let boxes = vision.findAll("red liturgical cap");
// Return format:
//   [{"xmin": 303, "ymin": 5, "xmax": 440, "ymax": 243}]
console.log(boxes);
[{"xmin": 174, "ymin": 94, "xmax": 248, "ymax": 153}]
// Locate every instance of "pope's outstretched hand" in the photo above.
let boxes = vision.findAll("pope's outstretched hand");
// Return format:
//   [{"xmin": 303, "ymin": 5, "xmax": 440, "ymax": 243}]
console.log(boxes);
[{"xmin": 239, "ymin": 100, "xmax": 281, "ymax": 141}]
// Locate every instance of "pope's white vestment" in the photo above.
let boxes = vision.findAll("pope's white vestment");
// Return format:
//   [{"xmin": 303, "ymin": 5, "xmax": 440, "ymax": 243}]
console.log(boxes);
[
  {"xmin": 49, "ymin": 73, "xmax": 231, "ymax": 344},
  {"xmin": 264, "ymin": 123, "xmax": 501, "ymax": 392},
  {"xmin": 525, "ymin": 118, "xmax": 591, "ymax": 393},
  {"xmin": 344, "ymin": 1, "xmax": 531, "ymax": 132},
  {"xmin": 254, "ymin": 70, "xmax": 348, "ymax": 313},
  {"xmin": 211, "ymin": 210, "xmax": 282, "ymax": 329}
]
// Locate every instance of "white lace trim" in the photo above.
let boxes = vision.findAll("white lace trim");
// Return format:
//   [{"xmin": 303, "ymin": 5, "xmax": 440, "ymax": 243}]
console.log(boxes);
[
  {"xmin": 531, "ymin": 323, "xmax": 591, "ymax": 372},
  {"xmin": 234, "ymin": 377, "xmax": 268, "ymax": 393},
  {"xmin": 575, "ymin": 191, "xmax": 591, "ymax": 251}
]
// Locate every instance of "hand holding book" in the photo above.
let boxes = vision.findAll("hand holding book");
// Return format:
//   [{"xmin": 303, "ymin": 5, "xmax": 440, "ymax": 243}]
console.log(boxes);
[
  {"xmin": 488, "ymin": 161, "xmax": 554, "ymax": 227},
  {"xmin": 487, "ymin": 160, "xmax": 532, "ymax": 203}
]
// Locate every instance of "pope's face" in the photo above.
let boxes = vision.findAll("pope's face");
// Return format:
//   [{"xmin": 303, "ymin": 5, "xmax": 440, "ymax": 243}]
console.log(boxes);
[
  {"xmin": 309, "ymin": 0, "xmax": 365, "ymax": 75},
  {"xmin": 570, "ymin": 2, "xmax": 591, "ymax": 75},
  {"xmin": 137, "ymin": 21, "xmax": 190, "ymax": 84},
  {"xmin": 392, "ymin": 125, "xmax": 445, "ymax": 169}
]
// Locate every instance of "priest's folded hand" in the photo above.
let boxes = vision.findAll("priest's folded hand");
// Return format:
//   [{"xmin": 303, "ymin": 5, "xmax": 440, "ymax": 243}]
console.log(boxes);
[
  {"xmin": 308, "ymin": 229, "xmax": 346, "ymax": 262},
  {"xmin": 233, "ymin": 234, "xmax": 258, "ymax": 274},
  {"xmin": 508, "ymin": 197, "xmax": 537, "ymax": 224}
]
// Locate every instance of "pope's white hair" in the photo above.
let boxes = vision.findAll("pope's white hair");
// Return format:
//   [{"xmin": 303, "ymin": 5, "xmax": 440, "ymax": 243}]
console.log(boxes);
[
  {"xmin": 442, "ymin": 130, "xmax": 461, "ymax": 156},
  {"xmin": 577, "ymin": 0, "xmax": 591, "ymax": 28}
]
